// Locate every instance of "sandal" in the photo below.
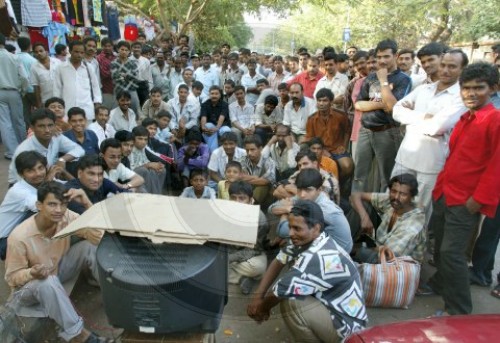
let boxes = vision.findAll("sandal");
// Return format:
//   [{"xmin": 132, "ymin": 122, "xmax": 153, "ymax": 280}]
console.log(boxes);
[
  {"xmin": 491, "ymin": 284, "xmax": 500, "ymax": 299},
  {"xmin": 426, "ymin": 309, "xmax": 450, "ymax": 318}
]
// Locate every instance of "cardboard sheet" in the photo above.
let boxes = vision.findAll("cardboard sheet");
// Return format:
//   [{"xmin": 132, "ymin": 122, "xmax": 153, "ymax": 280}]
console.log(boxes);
[{"xmin": 54, "ymin": 193, "xmax": 260, "ymax": 248}]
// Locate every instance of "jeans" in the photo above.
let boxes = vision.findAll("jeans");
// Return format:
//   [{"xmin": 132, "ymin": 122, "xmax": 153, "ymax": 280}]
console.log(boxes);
[
  {"xmin": 0, "ymin": 90, "xmax": 26, "ymax": 158},
  {"xmin": 352, "ymin": 127, "xmax": 402, "ymax": 192},
  {"xmin": 202, "ymin": 123, "xmax": 231, "ymax": 153},
  {"xmin": 428, "ymin": 196, "xmax": 480, "ymax": 315}
]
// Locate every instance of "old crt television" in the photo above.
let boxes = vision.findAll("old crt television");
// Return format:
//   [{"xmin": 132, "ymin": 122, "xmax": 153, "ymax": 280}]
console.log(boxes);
[{"xmin": 96, "ymin": 233, "xmax": 228, "ymax": 334}]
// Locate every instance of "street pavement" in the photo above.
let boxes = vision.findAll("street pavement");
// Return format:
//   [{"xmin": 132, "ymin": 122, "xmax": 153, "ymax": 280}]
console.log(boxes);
[{"xmin": 0, "ymin": 145, "xmax": 498, "ymax": 342}]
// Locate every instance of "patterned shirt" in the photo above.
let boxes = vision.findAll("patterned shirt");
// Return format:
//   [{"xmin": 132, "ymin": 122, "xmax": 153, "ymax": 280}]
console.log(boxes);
[
  {"xmin": 356, "ymin": 69, "xmax": 411, "ymax": 128},
  {"xmin": 96, "ymin": 51, "xmax": 116, "ymax": 94},
  {"xmin": 255, "ymin": 103, "xmax": 284, "ymax": 127},
  {"xmin": 241, "ymin": 155, "xmax": 276, "ymax": 184},
  {"xmin": 371, "ymin": 193, "xmax": 426, "ymax": 262},
  {"xmin": 111, "ymin": 58, "xmax": 139, "ymax": 93},
  {"xmin": 273, "ymin": 232, "xmax": 367, "ymax": 338}
]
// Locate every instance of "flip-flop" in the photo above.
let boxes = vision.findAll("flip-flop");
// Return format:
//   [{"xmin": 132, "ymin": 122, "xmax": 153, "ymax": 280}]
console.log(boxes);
[
  {"xmin": 426, "ymin": 310, "xmax": 450, "ymax": 318},
  {"xmin": 491, "ymin": 284, "xmax": 500, "ymax": 299}
]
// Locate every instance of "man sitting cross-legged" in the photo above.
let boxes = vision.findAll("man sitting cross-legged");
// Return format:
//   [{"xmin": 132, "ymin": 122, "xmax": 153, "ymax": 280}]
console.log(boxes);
[
  {"xmin": 5, "ymin": 181, "xmax": 109, "ymax": 343},
  {"xmin": 350, "ymin": 173, "xmax": 426, "ymax": 263}
]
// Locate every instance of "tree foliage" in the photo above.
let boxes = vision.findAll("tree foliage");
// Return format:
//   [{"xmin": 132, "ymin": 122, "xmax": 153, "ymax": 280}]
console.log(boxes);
[
  {"xmin": 119, "ymin": 0, "xmax": 297, "ymax": 50},
  {"xmin": 263, "ymin": 0, "xmax": 500, "ymax": 53}
]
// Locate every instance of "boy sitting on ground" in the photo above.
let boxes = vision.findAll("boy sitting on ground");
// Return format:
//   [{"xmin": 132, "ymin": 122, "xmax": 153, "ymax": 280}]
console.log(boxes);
[
  {"xmin": 228, "ymin": 181, "xmax": 269, "ymax": 294},
  {"xmin": 218, "ymin": 161, "xmax": 242, "ymax": 200},
  {"xmin": 179, "ymin": 169, "xmax": 215, "ymax": 199}
]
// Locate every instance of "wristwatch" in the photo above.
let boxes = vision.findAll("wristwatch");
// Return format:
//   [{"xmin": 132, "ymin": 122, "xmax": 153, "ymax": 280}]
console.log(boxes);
[
  {"xmin": 125, "ymin": 183, "xmax": 132, "ymax": 190},
  {"xmin": 58, "ymin": 158, "xmax": 66, "ymax": 163},
  {"xmin": 381, "ymin": 81, "xmax": 389, "ymax": 87}
]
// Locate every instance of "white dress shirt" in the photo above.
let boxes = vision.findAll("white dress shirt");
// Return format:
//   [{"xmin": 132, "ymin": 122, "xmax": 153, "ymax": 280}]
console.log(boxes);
[
  {"xmin": 207, "ymin": 146, "xmax": 247, "ymax": 180},
  {"xmin": 88, "ymin": 121, "xmax": 116, "ymax": 147},
  {"xmin": 282, "ymin": 97, "xmax": 317, "ymax": 135},
  {"xmin": 229, "ymin": 101, "xmax": 257, "ymax": 129},
  {"xmin": 109, "ymin": 107, "xmax": 138, "ymax": 132},
  {"xmin": 166, "ymin": 97, "xmax": 200, "ymax": 130},
  {"xmin": 313, "ymin": 72, "xmax": 349, "ymax": 99},
  {"xmin": 130, "ymin": 55, "xmax": 153, "ymax": 88},
  {"xmin": 53, "ymin": 61, "xmax": 102, "ymax": 120},
  {"xmin": 0, "ymin": 179, "xmax": 38, "ymax": 238},
  {"xmin": 30, "ymin": 57, "xmax": 61, "ymax": 103},
  {"xmin": 241, "ymin": 72, "xmax": 264, "ymax": 106},
  {"xmin": 393, "ymin": 81, "xmax": 466, "ymax": 173},
  {"xmin": 8, "ymin": 135, "xmax": 85, "ymax": 184},
  {"xmin": 104, "ymin": 163, "xmax": 136, "ymax": 182},
  {"xmin": 194, "ymin": 66, "xmax": 219, "ymax": 98}
]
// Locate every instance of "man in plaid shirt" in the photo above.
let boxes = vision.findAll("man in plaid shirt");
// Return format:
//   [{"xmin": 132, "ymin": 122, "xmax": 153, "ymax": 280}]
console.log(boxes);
[{"xmin": 350, "ymin": 173, "xmax": 426, "ymax": 263}]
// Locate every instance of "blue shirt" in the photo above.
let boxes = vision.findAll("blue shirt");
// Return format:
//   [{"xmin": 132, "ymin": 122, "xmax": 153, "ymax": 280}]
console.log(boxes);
[
  {"xmin": 65, "ymin": 178, "xmax": 128, "ymax": 214},
  {"xmin": 63, "ymin": 130, "xmax": 100, "ymax": 155},
  {"xmin": 0, "ymin": 180, "xmax": 38, "ymax": 238},
  {"xmin": 16, "ymin": 52, "xmax": 37, "ymax": 93},
  {"xmin": 179, "ymin": 186, "xmax": 215, "ymax": 199}
]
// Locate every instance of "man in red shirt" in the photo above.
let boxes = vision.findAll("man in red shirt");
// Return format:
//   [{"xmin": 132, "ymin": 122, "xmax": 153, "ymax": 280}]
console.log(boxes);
[
  {"xmin": 96, "ymin": 38, "xmax": 116, "ymax": 110},
  {"xmin": 426, "ymin": 62, "xmax": 500, "ymax": 315},
  {"xmin": 287, "ymin": 57, "xmax": 324, "ymax": 99}
]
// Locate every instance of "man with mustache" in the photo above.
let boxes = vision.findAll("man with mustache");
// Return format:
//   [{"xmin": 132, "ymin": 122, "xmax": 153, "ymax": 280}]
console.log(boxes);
[
  {"xmin": 261, "ymin": 124, "xmax": 300, "ymax": 181},
  {"xmin": 353, "ymin": 39, "xmax": 411, "ymax": 193},
  {"xmin": 350, "ymin": 173, "xmax": 426, "ymax": 263}
]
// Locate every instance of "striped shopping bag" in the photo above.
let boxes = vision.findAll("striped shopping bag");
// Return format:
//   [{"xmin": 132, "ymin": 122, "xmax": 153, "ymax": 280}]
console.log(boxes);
[{"xmin": 358, "ymin": 247, "xmax": 420, "ymax": 309}]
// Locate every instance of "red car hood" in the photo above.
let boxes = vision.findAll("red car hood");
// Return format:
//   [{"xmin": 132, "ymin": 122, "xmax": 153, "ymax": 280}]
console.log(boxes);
[{"xmin": 345, "ymin": 314, "xmax": 500, "ymax": 343}]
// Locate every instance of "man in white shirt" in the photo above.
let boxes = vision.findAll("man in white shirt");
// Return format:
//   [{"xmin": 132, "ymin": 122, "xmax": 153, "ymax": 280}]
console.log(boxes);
[
  {"xmin": 130, "ymin": 42, "xmax": 153, "ymax": 106},
  {"xmin": 282, "ymin": 83, "xmax": 317, "ymax": 142},
  {"xmin": 314, "ymin": 53, "xmax": 349, "ymax": 110},
  {"xmin": 267, "ymin": 56, "xmax": 289, "ymax": 92},
  {"xmin": 0, "ymin": 151, "xmax": 68, "ymax": 259},
  {"xmin": 169, "ymin": 57, "xmax": 184, "ymax": 99},
  {"xmin": 262, "ymin": 124, "xmax": 300, "ymax": 181},
  {"xmin": 88, "ymin": 106, "xmax": 116, "ymax": 147},
  {"xmin": 151, "ymin": 51, "xmax": 170, "ymax": 101},
  {"xmin": 207, "ymin": 132, "xmax": 247, "ymax": 185},
  {"xmin": 100, "ymin": 138, "xmax": 144, "ymax": 191},
  {"xmin": 229, "ymin": 86, "xmax": 257, "ymax": 146},
  {"xmin": 194, "ymin": 53, "xmax": 219, "ymax": 98},
  {"xmin": 53, "ymin": 41, "xmax": 102, "ymax": 121},
  {"xmin": 166, "ymin": 84, "xmax": 201, "ymax": 140},
  {"xmin": 241, "ymin": 58, "xmax": 264, "ymax": 106},
  {"xmin": 31, "ymin": 42, "xmax": 61, "ymax": 108},
  {"xmin": 8, "ymin": 108, "xmax": 85, "ymax": 185},
  {"xmin": 109, "ymin": 91, "xmax": 138, "ymax": 132},
  {"xmin": 397, "ymin": 48, "xmax": 427, "ymax": 90},
  {"xmin": 392, "ymin": 49, "xmax": 468, "ymax": 221},
  {"xmin": 83, "ymin": 37, "xmax": 101, "ymax": 87}
]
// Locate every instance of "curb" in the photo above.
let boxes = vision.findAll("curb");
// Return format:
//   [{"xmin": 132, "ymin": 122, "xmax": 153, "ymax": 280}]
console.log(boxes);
[{"xmin": 0, "ymin": 305, "xmax": 52, "ymax": 343}]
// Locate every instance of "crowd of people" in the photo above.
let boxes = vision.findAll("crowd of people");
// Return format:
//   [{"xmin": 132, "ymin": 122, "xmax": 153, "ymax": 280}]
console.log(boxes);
[{"xmin": 0, "ymin": 28, "xmax": 499, "ymax": 343}]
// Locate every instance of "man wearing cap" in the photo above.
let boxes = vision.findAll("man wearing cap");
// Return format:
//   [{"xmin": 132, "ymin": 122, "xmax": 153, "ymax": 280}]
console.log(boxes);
[{"xmin": 248, "ymin": 199, "xmax": 367, "ymax": 342}]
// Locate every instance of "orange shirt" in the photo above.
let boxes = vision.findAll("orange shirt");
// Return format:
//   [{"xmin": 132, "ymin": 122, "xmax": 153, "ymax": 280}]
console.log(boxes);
[
  {"xmin": 320, "ymin": 156, "xmax": 339, "ymax": 179},
  {"xmin": 305, "ymin": 110, "xmax": 350, "ymax": 154}
]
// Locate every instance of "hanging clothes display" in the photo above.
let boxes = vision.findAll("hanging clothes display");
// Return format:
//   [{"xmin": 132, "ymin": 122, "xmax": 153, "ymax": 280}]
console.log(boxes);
[
  {"xmin": 66, "ymin": 0, "xmax": 84, "ymax": 26},
  {"xmin": 123, "ymin": 14, "xmax": 137, "ymax": 41},
  {"xmin": 21, "ymin": 0, "xmax": 51, "ymax": 27},
  {"xmin": 92, "ymin": 0, "xmax": 102, "ymax": 22},
  {"xmin": 106, "ymin": 1, "xmax": 120, "ymax": 40},
  {"xmin": 43, "ymin": 21, "xmax": 70, "ymax": 55},
  {"xmin": 27, "ymin": 27, "xmax": 48, "ymax": 47}
]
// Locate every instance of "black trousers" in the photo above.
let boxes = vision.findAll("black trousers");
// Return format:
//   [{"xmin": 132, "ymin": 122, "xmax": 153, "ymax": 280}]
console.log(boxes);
[{"xmin": 429, "ymin": 196, "xmax": 480, "ymax": 315}]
